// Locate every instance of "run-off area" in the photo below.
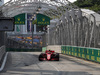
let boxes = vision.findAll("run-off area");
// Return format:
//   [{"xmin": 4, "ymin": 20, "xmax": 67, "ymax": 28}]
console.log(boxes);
[{"xmin": 0, "ymin": 52, "xmax": 100, "ymax": 75}]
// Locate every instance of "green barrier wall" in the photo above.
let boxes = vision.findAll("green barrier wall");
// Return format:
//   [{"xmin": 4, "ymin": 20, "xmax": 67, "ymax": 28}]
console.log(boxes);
[
  {"xmin": 7, "ymin": 47, "xmax": 46, "ymax": 52},
  {"xmin": 61, "ymin": 46, "xmax": 100, "ymax": 63},
  {"xmin": 6, "ymin": 48, "xmax": 42, "ymax": 52},
  {"xmin": 42, "ymin": 47, "xmax": 47, "ymax": 52}
]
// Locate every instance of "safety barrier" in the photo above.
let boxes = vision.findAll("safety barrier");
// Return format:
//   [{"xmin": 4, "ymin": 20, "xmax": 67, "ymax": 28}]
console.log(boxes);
[
  {"xmin": 0, "ymin": 46, "xmax": 5, "ymax": 61},
  {"xmin": 42, "ymin": 47, "xmax": 47, "ymax": 52},
  {"xmin": 61, "ymin": 46, "xmax": 100, "ymax": 63},
  {"xmin": 0, "ymin": 46, "xmax": 6, "ymax": 67}
]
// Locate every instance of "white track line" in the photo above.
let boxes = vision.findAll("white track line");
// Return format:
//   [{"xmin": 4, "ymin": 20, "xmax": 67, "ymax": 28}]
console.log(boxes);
[
  {"xmin": 49, "ymin": 63, "xmax": 59, "ymax": 72},
  {"xmin": 0, "ymin": 52, "xmax": 8, "ymax": 71}
]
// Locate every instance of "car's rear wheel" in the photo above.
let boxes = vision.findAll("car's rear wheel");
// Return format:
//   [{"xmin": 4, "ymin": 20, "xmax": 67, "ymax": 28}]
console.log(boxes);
[
  {"xmin": 39, "ymin": 55, "xmax": 43, "ymax": 61},
  {"xmin": 56, "ymin": 53, "xmax": 59, "ymax": 61}
]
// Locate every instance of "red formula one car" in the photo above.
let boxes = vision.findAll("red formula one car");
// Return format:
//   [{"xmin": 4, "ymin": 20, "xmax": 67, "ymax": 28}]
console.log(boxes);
[{"xmin": 39, "ymin": 50, "xmax": 59, "ymax": 61}]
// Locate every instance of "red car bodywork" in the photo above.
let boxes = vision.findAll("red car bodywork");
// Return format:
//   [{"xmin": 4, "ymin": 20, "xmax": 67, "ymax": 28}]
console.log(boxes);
[{"xmin": 39, "ymin": 50, "xmax": 59, "ymax": 61}]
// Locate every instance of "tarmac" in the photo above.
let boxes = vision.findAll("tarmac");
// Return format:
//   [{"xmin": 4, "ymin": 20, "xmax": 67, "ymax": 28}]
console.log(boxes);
[{"xmin": 0, "ymin": 52, "xmax": 100, "ymax": 75}]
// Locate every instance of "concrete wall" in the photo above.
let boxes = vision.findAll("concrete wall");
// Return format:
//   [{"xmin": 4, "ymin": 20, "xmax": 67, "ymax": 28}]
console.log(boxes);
[
  {"xmin": 0, "ymin": 46, "xmax": 6, "ymax": 62},
  {"xmin": 46, "ymin": 45, "xmax": 61, "ymax": 53}
]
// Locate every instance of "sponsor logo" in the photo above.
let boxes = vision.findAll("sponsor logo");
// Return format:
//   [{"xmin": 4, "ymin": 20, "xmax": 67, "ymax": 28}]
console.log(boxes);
[
  {"xmin": 42, "ymin": 18, "xmax": 45, "ymax": 21},
  {"xmin": 17, "ymin": 17, "xmax": 21, "ymax": 21}
]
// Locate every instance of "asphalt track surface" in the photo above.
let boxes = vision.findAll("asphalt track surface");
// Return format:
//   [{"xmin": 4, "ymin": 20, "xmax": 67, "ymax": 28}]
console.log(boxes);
[{"xmin": 0, "ymin": 52, "xmax": 100, "ymax": 75}]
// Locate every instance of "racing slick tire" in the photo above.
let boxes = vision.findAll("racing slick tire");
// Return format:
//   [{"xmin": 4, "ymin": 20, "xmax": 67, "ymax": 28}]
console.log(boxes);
[
  {"xmin": 38, "ymin": 55, "xmax": 43, "ymax": 61},
  {"xmin": 55, "ymin": 53, "xmax": 59, "ymax": 61}
]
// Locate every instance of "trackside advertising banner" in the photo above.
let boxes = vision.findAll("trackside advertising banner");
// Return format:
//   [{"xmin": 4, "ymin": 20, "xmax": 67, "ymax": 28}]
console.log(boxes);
[
  {"xmin": 37, "ymin": 13, "xmax": 50, "ymax": 25},
  {"xmin": 14, "ymin": 13, "xmax": 25, "ymax": 25}
]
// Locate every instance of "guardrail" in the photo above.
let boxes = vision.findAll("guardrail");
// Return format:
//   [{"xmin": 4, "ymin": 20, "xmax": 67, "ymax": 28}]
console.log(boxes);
[
  {"xmin": 61, "ymin": 45, "xmax": 100, "ymax": 63},
  {"xmin": 0, "ymin": 46, "xmax": 5, "ymax": 61},
  {"xmin": 0, "ymin": 46, "xmax": 6, "ymax": 67}
]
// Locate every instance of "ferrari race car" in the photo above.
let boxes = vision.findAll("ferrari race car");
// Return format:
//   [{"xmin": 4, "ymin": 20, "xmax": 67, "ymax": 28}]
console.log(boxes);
[{"xmin": 39, "ymin": 50, "xmax": 59, "ymax": 61}]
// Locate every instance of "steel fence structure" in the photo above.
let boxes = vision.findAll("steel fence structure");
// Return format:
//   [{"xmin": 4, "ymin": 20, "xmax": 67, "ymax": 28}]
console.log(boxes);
[
  {"xmin": 0, "ymin": 0, "xmax": 99, "ymax": 48},
  {"xmin": 44, "ymin": 8, "xmax": 100, "ymax": 48}
]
